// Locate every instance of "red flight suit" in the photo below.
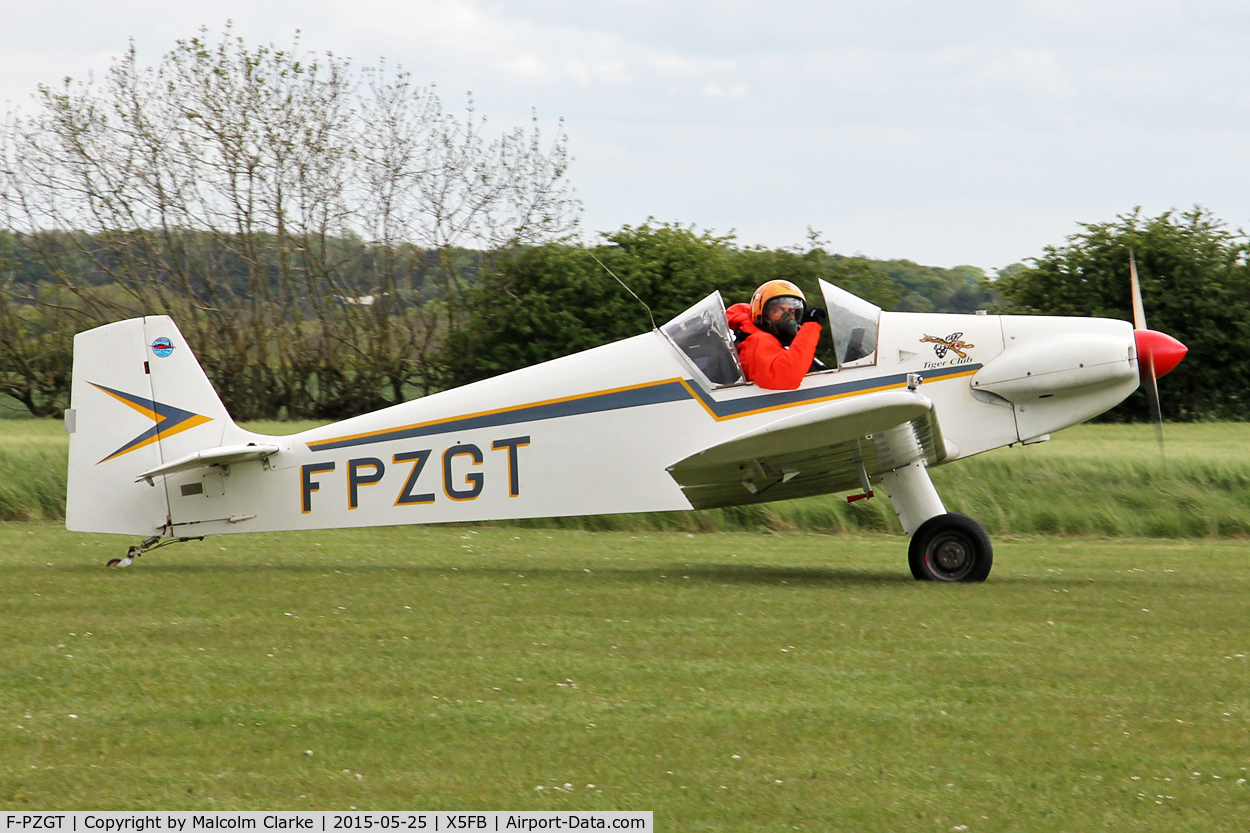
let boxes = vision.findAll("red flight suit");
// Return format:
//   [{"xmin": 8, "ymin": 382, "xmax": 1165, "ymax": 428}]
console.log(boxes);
[{"xmin": 726, "ymin": 302, "xmax": 822, "ymax": 391}]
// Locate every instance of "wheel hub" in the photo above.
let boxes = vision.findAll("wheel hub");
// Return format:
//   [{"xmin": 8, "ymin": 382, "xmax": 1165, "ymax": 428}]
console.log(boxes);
[
  {"xmin": 934, "ymin": 539, "xmax": 969, "ymax": 571},
  {"xmin": 927, "ymin": 532, "xmax": 974, "ymax": 580}
]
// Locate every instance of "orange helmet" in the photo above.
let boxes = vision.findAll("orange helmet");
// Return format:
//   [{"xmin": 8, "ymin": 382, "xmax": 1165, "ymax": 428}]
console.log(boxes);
[{"xmin": 750, "ymin": 280, "xmax": 806, "ymax": 328}]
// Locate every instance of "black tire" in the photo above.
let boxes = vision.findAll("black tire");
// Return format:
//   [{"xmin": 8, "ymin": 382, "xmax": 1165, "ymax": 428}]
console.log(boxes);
[{"xmin": 908, "ymin": 513, "xmax": 993, "ymax": 582}]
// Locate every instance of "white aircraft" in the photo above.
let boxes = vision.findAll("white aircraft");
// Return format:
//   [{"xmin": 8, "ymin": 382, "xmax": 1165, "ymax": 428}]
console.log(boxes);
[{"xmin": 65, "ymin": 272, "xmax": 1186, "ymax": 581}]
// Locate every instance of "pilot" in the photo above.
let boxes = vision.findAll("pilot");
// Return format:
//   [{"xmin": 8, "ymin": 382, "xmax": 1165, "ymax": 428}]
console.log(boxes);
[{"xmin": 726, "ymin": 280, "xmax": 827, "ymax": 390}]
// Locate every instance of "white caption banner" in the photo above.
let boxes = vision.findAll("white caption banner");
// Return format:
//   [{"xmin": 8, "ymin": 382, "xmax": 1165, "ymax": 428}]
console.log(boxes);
[{"xmin": 1, "ymin": 813, "xmax": 652, "ymax": 833}]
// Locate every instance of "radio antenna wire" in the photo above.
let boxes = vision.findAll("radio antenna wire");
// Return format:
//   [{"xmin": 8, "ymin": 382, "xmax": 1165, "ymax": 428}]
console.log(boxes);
[{"xmin": 583, "ymin": 246, "xmax": 657, "ymax": 332}]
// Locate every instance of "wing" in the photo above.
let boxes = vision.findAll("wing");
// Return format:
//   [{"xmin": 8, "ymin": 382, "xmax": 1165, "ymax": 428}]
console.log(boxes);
[{"xmin": 666, "ymin": 390, "xmax": 947, "ymax": 509}]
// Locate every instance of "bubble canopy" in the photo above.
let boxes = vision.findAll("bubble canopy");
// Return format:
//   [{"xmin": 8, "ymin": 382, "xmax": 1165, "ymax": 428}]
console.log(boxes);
[{"xmin": 819, "ymin": 279, "xmax": 881, "ymax": 368}]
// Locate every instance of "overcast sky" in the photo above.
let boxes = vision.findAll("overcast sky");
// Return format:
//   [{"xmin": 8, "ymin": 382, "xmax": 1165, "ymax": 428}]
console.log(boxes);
[{"xmin": 4, "ymin": 1, "xmax": 1250, "ymax": 271}]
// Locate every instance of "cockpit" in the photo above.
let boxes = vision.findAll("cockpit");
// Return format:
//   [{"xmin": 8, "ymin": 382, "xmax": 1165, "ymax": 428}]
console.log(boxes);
[{"xmin": 661, "ymin": 278, "xmax": 882, "ymax": 388}]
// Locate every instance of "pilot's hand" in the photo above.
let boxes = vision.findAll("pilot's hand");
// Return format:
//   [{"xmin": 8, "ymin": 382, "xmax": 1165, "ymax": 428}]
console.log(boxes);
[{"xmin": 803, "ymin": 306, "xmax": 827, "ymax": 324}]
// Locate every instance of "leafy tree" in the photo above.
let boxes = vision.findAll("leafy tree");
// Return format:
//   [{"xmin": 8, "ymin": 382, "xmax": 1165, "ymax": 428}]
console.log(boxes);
[
  {"xmin": 440, "ymin": 223, "xmax": 748, "ymax": 385},
  {"xmin": 726, "ymin": 248, "xmax": 898, "ymax": 311},
  {"xmin": 0, "ymin": 26, "xmax": 577, "ymax": 419},
  {"xmin": 996, "ymin": 207, "xmax": 1250, "ymax": 421},
  {"xmin": 860, "ymin": 259, "xmax": 994, "ymax": 313},
  {"xmin": 823, "ymin": 256, "xmax": 903, "ymax": 310}
]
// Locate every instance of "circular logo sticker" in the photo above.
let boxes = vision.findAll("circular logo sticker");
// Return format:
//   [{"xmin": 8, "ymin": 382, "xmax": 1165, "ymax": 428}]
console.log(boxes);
[{"xmin": 150, "ymin": 337, "xmax": 175, "ymax": 358}]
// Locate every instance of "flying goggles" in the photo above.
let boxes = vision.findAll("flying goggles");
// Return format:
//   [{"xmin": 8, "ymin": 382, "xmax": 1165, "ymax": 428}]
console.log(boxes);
[{"xmin": 763, "ymin": 296, "xmax": 805, "ymax": 321}]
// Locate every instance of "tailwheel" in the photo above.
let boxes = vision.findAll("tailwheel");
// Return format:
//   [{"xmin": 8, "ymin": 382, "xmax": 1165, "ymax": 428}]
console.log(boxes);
[
  {"xmin": 106, "ymin": 546, "xmax": 141, "ymax": 568},
  {"xmin": 908, "ymin": 513, "xmax": 993, "ymax": 583}
]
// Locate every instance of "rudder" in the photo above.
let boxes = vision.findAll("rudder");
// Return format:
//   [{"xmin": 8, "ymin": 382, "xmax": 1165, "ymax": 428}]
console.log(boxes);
[{"xmin": 66, "ymin": 316, "xmax": 232, "ymax": 535}]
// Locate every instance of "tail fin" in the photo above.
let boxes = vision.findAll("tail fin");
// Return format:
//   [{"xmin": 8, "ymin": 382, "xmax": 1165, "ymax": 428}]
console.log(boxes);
[{"xmin": 66, "ymin": 316, "xmax": 233, "ymax": 534}]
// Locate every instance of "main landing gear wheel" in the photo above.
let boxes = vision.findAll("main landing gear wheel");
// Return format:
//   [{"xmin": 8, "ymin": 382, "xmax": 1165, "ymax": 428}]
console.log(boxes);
[{"xmin": 908, "ymin": 513, "xmax": 993, "ymax": 583}]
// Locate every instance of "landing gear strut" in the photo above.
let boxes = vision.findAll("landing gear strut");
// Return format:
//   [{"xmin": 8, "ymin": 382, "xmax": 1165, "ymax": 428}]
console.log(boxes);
[
  {"xmin": 880, "ymin": 459, "xmax": 993, "ymax": 583},
  {"xmin": 106, "ymin": 534, "xmax": 202, "ymax": 567}
]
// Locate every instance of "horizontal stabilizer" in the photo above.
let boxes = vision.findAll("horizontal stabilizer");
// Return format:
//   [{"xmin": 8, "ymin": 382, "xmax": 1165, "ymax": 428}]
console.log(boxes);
[
  {"xmin": 136, "ymin": 443, "xmax": 281, "ymax": 484},
  {"xmin": 667, "ymin": 390, "xmax": 945, "ymax": 509}
]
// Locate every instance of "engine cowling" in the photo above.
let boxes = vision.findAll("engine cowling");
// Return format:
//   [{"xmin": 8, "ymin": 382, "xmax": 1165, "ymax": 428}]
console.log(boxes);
[
  {"xmin": 969, "ymin": 324, "xmax": 1140, "ymax": 442},
  {"xmin": 970, "ymin": 333, "xmax": 1137, "ymax": 402}
]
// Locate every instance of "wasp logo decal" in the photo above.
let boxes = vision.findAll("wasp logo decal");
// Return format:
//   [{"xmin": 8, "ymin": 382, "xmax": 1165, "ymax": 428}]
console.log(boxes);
[
  {"xmin": 90, "ymin": 383, "xmax": 213, "ymax": 463},
  {"xmin": 921, "ymin": 333, "xmax": 975, "ymax": 360}
]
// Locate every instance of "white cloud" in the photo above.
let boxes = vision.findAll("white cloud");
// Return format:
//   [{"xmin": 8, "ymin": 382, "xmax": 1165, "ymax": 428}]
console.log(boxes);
[
  {"xmin": 700, "ymin": 83, "xmax": 747, "ymax": 98},
  {"xmin": 2, "ymin": 0, "xmax": 1250, "ymax": 266},
  {"xmin": 501, "ymin": 55, "xmax": 552, "ymax": 81},
  {"xmin": 972, "ymin": 50, "xmax": 1078, "ymax": 99}
]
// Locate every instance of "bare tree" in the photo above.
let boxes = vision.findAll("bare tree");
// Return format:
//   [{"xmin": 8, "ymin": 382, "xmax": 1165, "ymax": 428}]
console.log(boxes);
[{"xmin": 0, "ymin": 24, "xmax": 579, "ymax": 418}]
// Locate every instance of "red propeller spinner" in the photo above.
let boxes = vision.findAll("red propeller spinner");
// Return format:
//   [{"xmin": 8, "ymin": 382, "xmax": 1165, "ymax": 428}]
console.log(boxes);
[{"xmin": 1133, "ymin": 328, "xmax": 1187, "ymax": 380}]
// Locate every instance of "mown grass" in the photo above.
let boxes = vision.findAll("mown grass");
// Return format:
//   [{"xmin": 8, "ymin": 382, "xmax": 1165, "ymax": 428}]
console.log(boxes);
[
  {"xmin": 2, "ymin": 524, "xmax": 1249, "ymax": 829},
  {"xmin": 6, "ymin": 420, "xmax": 1249, "ymax": 538}
]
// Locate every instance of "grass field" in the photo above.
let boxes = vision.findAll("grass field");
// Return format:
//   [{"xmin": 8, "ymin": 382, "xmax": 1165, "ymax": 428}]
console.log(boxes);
[
  {"xmin": 4, "ymin": 420, "xmax": 1248, "ymax": 538},
  {"xmin": 3, "ymin": 522, "xmax": 1250, "ymax": 829}
]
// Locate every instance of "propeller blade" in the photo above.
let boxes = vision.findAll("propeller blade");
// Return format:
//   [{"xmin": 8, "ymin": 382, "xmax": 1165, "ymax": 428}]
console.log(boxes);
[
  {"xmin": 1141, "ymin": 351, "xmax": 1165, "ymax": 461},
  {"xmin": 1129, "ymin": 249, "xmax": 1148, "ymax": 331},
  {"xmin": 1128, "ymin": 252, "xmax": 1186, "ymax": 462}
]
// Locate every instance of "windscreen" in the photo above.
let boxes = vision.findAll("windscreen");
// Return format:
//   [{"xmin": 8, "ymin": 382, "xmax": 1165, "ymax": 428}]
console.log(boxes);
[{"xmin": 661, "ymin": 291, "xmax": 744, "ymax": 386}]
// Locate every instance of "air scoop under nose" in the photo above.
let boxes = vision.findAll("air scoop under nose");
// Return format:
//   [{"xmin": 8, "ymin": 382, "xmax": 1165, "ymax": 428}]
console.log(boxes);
[{"xmin": 1134, "ymin": 329, "xmax": 1187, "ymax": 379}]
